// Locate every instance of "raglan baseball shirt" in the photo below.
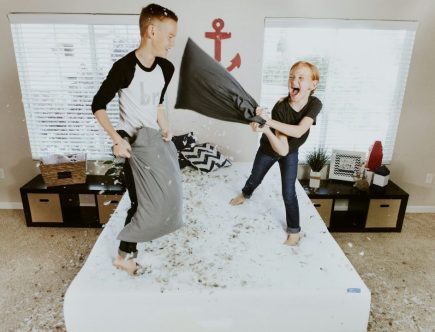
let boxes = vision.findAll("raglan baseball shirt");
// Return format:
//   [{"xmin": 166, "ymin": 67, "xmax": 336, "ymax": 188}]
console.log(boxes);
[{"xmin": 91, "ymin": 51, "xmax": 174, "ymax": 137}]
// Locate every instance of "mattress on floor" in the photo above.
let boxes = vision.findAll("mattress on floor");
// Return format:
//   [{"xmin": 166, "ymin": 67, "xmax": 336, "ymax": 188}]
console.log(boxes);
[{"xmin": 64, "ymin": 162, "xmax": 370, "ymax": 332}]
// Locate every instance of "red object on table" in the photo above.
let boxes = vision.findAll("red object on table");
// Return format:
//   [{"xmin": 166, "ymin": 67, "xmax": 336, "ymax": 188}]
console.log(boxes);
[{"xmin": 366, "ymin": 141, "xmax": 383, "ymax": 171}]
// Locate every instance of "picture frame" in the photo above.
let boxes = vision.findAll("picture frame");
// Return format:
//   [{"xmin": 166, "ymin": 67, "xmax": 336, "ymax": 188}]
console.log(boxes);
[{"xmin": 328, "ymin": 149, "xmax": 366, "ymax": 182}]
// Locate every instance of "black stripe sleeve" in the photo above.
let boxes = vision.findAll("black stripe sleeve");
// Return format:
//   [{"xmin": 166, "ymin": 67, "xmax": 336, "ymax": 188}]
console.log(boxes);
[
  {"xmin": 157, "ymin": 58, "xmax": 175, "ymax": 104},
  {"xmin": 91, "ymin": 62, "xmax": 124, "ymax": 114}
]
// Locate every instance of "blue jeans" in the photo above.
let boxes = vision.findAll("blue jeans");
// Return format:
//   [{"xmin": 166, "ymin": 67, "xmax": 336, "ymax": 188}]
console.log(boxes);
[{"xmin": 242, "ymin": 149, "xmax": 300, "ymax": 234}]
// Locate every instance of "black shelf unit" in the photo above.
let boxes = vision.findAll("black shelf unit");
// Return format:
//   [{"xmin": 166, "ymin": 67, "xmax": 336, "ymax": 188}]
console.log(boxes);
[
  {"xmin": 299, "ymin": 179, "xmax": 409, "ymax": 232},
  {"xmin": 20, "ymin": 175, "xmax": 126, "ymax": 227}
]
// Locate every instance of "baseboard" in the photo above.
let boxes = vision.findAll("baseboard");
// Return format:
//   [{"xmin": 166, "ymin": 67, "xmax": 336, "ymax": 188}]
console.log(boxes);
[
  {"xmin": 1, "ymin": 202, "xmax": 434, "ymax": 213},
  {"xmin": 406, "ymin": 205, "xmax": 435, "ymax": 213},
  {"xmin": 0, "ymin": 202, "xmax": 23, "ymax": 209}
]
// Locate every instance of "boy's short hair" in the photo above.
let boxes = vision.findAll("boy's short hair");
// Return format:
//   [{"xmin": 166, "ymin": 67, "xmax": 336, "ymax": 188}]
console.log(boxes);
[
  {"xmin": 290, "ymin": 61, "xmax": 320, "ymax": 95},
  {"xmin": 139, "ymin": 4, "xmax": 178, "ymax": 37}
]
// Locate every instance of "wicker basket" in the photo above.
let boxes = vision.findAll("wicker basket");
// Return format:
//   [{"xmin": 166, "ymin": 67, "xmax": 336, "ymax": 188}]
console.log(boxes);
[{"xmin": 39, "ymin": 154, "xmax": 87, "ymax": 187}]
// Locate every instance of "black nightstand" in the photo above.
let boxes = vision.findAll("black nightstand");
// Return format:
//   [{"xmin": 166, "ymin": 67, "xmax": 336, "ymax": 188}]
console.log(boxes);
[
  {"xmin": 20, "ymin": 175, "xmax": 126, "ymax": 227},
  {"xmin": 299, "ymin": 179, "xmax": 409, "ymax": 232}
]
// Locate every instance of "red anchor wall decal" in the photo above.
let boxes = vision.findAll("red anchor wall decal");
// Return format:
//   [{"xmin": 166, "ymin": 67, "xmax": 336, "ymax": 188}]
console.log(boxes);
[{"xmin": 205, "ymin": 18, "xmax": 241, "ymax": 72}]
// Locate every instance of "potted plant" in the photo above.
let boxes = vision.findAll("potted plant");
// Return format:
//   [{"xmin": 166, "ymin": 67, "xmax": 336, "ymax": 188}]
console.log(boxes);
[
  {"xmin": 306, "ymin": 148, "xmax": 329, "ymax": 189},
  {"xmin": 104, "ymin": 157, "xmax": 125, "ymax": 185}
]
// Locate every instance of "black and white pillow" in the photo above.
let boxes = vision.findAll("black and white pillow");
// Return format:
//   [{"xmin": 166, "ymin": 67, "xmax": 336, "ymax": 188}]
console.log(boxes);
[
  {"xmin": 172, "ymin": 132, "xmax": 197, "ymax": 151},
  {"xmin": 171, "ymin": 132, "xmax": 197, "ymax": 169},
  {"xmin": 181, "ymin": 143, "xmax": 232, "ymax": 172}
]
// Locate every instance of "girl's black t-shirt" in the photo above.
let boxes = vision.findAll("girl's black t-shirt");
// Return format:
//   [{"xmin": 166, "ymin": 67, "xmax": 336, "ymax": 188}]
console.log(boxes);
[{"xmin": 259, "ymin": 95, "xmax": 322, "ymax": 156}]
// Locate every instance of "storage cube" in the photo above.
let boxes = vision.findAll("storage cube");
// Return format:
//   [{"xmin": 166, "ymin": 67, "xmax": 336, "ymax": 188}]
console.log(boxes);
[
  {"xmin": 373, "ymin": 174, "xmax": 389, "ymax": 187},
  {"xmin": 27, "ymin": 193, "xmax": 63, "ymax": 223}
]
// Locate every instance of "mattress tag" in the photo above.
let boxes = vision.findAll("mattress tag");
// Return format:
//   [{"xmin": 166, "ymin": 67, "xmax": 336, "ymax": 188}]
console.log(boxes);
[{"xmin": 347, "ymin": 288, "xmax": 361, "ymax": 293}]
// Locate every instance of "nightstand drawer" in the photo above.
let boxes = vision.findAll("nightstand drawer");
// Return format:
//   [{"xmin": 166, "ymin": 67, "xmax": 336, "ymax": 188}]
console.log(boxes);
[
  {"xmin": 365, "ymin": 199, "xmax": 401, "ymax": 228},
  {"xmin": 27, "ymin": 193, "xmax": 63, "ymax": 223},
  {"xmin": 311, "ymin": 198, "xmax": 333, "ymax": 227},
  {"xmin": 97, "ymin": 195, "xmax": 122, "ymax": 224}
]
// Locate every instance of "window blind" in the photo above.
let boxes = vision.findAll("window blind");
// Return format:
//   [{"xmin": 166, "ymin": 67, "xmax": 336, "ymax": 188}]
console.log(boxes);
[
  {"xmin": 9, "ymin": 13, "xmax": 140, "ymax": 160},
  {"xmin": 261, "ymin": 18, "xmax": 417, "ymax": 163}
]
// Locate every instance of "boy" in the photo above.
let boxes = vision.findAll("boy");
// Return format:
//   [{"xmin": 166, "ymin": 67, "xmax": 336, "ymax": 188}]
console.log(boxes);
[
  {"xmin": 91, "ymin": 4, "xmax": 182, "ymax": 275},
  {"xmin": 230, "ymin": 61, "xmax": 322, "ymax": 246}
]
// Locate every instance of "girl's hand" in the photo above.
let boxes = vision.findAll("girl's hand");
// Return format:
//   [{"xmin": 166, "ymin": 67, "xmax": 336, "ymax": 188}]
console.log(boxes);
[
  {"xmin": 255, "ymin": 107, "xmax": 264, "ymax": 116},
  {"xmin": 250, "ymin": 122, "xmax": 271, "ymax": 133},
  {"xmin": 255, "ymin": 106, "xmax": 271, "ymax": 123}
]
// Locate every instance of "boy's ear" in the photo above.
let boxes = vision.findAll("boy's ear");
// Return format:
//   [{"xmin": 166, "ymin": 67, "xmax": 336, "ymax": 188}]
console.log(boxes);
[
  {"xmin": 312, "ymin": 80, "xmax": 319, "ymax": 90},
  {"xmin": 145, "ymin": 24, "xmax": 155, "ymax": 39}
]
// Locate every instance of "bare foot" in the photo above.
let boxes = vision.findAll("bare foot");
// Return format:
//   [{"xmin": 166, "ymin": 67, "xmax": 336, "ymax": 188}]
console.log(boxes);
[
  {"xmin": 229, "ymin": 194, "xmax": 246, "ymax": 206},
  {"xmin": 283, "ymin": 233, "xmax": 303, "ymax": 246},
  {"xmin": 113, "ymin": 255, "xmax": 142, "ymax": 276}
]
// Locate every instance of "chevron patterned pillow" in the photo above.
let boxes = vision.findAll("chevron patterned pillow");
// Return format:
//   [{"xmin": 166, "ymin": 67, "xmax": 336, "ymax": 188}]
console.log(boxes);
[
  {"xmin": 180, "ymin": 143, "xmax": 232, "ymax": 172},
  {"xmin": 172, "ymin": 132, "xmax": 197, "ymax": 169},
  {"xmin": 172, "ymin": 132, "xmax": 197, "ymax": 151}
]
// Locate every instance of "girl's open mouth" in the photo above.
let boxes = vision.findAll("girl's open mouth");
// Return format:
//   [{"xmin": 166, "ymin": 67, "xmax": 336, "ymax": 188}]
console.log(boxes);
[{"xmin": 290, "ymin": 87, "xmax": 300, "ymax": 97}]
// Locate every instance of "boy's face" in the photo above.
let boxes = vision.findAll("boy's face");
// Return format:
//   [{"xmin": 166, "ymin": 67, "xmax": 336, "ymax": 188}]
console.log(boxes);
[
  {"xmin": 288, "ymin": 65, "xmax": 318, "ymax": 103},
  {"xmin": 150, "ymin": 18, "xmax": 177, "ymax": 58}
]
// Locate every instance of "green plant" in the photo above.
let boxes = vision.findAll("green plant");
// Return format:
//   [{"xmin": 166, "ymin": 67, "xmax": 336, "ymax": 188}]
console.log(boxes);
[
  {"xmin": 104, "ymin": 158, "xmax": 125, "ymax": 184},
  {"xmin": 306, "ymin": 148, "xmax": 329, "ymax": 172}
]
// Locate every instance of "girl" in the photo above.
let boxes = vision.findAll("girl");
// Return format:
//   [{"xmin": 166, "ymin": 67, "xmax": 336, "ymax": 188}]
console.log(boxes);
[{"xmin": 230, "ymin": 61, "xmax": 322, "ymax": 246}]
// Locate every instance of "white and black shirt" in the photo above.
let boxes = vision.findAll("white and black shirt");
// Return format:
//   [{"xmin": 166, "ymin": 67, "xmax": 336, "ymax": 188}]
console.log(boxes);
[{"xmin": 92, "ymin": 51, "xmax": 174, "ymax": 136}]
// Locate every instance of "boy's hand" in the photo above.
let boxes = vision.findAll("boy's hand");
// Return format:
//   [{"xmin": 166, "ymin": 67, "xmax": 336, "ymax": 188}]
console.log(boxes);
[
  {"xmin": 161, "ymin": 130, "xmax": 173, "ymax": 142},
  {"xmin": 112, "ymin": 139, "xmax": 131, "ymax": 158}
]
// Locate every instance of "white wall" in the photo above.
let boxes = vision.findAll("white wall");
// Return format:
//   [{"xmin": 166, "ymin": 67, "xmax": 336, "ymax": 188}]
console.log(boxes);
[{"xmin": 1, "ymin": 0, "xmax": 435, "ymax": 209}]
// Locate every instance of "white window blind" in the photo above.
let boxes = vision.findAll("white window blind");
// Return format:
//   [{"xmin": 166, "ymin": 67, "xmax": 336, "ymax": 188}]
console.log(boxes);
[
  {"xmin": 9, "ymin": 13, "xmax": 140, "ymax": 160},
  {"xmin": 261, "ymin": 18, "xmax": 417, "ymax": 163}
]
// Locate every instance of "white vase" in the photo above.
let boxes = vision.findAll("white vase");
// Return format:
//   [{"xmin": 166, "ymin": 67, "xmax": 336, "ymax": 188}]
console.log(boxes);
[
  {"xmin": 309, "ymin": 170, "xmax": 321, "ymax": 189},
  {"xmin": 365, "ymin": 169, "xmax": 374, "ymax": 185}
]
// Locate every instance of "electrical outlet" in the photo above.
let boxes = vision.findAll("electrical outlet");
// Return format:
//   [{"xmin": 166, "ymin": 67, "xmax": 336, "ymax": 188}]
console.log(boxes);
[
  {"xmin": 425, "ymin": 173, "xmax": 433, "ymax": 184},
  {"xmin": 0, "ymin": 168, "xmax": 4, "ymax": 179}
]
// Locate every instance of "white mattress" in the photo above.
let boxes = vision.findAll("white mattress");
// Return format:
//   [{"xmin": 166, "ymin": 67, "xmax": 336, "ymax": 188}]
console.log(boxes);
[{"xmin": 64, "ymin": 162, "xmax": 370, "ymax": 332}]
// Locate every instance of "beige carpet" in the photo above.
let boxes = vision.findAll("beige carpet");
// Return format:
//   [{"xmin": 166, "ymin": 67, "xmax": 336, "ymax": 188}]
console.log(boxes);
[{"xmin": 0, "ymin": 209, "xmax": 434, "ymax": 332}]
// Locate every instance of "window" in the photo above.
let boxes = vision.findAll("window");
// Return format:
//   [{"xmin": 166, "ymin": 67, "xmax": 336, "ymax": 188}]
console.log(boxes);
[
  {"xmin": 9, "ymin": 14, "xmax": 140, "ymax": 160},
  {"xmin": 261, "ymin": 18, "xmax": 417, "ymax": 163}
]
